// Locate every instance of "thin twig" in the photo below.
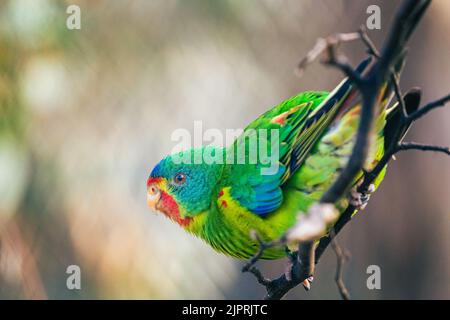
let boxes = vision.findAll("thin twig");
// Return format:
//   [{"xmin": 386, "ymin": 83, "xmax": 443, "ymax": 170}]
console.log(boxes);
[
  {"xmin": 329, "ymin": 231, "xmax": 351, "ymax": 300},
  {"xmin": 242, "ymin": 230, "xmax": 281, "ymax": 272},
  {"xmin": 358, "ymin": 26, "xmax": 380, "ymax": 58},
  {"xmin": 407, "ymin": 93, "xmax": 450, "ymax": 122},
  {"xmin": 247, "ymin": 266, "xmax": 271, "ymax": 286},
  {"xmin": 296, "ymin": 32, "xmax": 361, "ymax": 79},
  {"xmin": 397, "ymin": 142, "xmax": 450, "ymax": 156},
  {"xmin": 323, "ymin": 52, "xmax": 364, "ymax": 86},
  {"xmin": 391, "ymin": 70, "xmax": 408, "ymax": 118}
]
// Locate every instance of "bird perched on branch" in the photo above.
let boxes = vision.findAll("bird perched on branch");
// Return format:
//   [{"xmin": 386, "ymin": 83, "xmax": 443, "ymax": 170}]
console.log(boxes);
[{"xmin": 146, "ymin": 56, "xmax": 420, "ymax": 260}]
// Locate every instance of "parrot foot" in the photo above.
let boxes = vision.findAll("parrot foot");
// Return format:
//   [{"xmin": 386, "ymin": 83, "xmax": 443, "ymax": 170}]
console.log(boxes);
[
  {"xmin": 284, "ymin": 261, "xmax": 314, "ymax": 291},
  {"xmin": 349, "ymin": 184, "xmax": 375, "ymax": 210}
]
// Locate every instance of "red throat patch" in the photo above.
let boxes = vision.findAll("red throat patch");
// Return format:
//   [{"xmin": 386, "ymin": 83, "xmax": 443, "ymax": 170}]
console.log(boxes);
[{"xmin": 157, "ymin": 191, "xmax": 192, "ymax": 227}]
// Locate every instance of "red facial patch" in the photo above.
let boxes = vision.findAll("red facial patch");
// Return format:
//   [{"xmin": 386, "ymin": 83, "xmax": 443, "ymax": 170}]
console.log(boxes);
[
  {"xmin": 158, "ymin": 191, "xmax": 192, "ymax": 227},
  {"xmin": 147, "ymin": 177, "xmax": 162, "ymax": 188},
  {"xmin": 221, "ymin": 200, "xmax": 228, "ymax": 208},
  {"xmin": 218, "ymin": 190, "xmax": 224, "ymax": 198}
]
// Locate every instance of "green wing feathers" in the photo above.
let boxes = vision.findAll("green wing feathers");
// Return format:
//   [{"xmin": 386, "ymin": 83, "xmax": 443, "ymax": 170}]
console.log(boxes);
[
  {"xmin": 223, "ymin": 58, "xmax": 373, "ymax": 216},
  {"xmin": 199, "ymin": 58, "xmax": 420, "ymax": 260},
  {"xmin": 221, "ymin": 56, "xmax": 419, "ymax": 220}
]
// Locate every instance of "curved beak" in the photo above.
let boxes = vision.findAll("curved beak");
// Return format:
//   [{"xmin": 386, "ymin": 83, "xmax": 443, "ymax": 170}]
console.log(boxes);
[{"xmin": 147, "ymin": 184, "xmax": 161, "ymax": 211}]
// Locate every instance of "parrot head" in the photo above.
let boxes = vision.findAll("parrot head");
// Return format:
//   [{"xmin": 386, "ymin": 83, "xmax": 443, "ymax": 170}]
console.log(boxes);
[{"xmin": 147, "ymin": 147, "xmax": 224, "ymax": 228}]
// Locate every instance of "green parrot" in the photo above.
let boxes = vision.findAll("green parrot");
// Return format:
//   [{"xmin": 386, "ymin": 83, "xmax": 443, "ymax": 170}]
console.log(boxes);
[{"xmin": 147, "ymin": 57, "xmax": 420, "ymax": 260}]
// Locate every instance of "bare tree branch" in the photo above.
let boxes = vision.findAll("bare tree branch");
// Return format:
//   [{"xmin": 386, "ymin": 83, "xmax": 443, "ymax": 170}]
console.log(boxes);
[{"xmin": 243, "ymin": 0, "xmax": 447, "ymax": 300}]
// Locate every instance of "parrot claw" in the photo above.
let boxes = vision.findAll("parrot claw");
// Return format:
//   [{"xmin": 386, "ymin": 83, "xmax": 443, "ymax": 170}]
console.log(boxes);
[
  {"xmin": 349, "ymin": 184, "xmax": 375, "ymax": 210},
  {"xmin": 284, "ymin": 263, "xmax": 314, "ymax": 291},
  {"xmin": 302, "ymin": 276, "xmax": 314, "ymax": 291}
]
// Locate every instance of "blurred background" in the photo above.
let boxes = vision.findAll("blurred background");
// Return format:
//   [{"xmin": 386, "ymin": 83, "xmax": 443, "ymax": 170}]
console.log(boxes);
[{"xmin": 0, "ymin": 0, "xmax": 449, "ymax": 299}]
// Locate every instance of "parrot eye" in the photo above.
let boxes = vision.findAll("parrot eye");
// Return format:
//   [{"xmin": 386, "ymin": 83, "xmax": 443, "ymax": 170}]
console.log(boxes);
[{"xmin": 173, "ymin": 173, "xmax": 187, "ymax": 186}]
